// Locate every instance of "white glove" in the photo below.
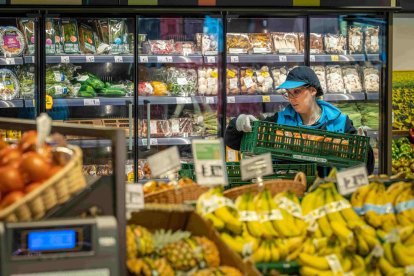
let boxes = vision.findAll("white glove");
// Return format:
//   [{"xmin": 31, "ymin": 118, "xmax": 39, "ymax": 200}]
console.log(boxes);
[{"xmin": 236, "ymin": 114, "xmax": 258, "ymax": 132}]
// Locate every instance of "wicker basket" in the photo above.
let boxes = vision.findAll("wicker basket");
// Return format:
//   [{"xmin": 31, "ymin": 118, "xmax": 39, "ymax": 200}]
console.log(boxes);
[
  {"xmin": 223, "ymin": 172, "xmax": 307, "ymax": 200},
  {"xmin": 144, "ymin": 185, "xmax": 210, "ymax": 204},
  {"xmin": 0, "ymin": 146, "xmax": 86, "ymax": 222}
]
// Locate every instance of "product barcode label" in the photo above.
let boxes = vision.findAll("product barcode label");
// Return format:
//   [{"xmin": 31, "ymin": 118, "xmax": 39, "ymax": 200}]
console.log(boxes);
[
  {"xmin": 207, "ymin": 56, "xmax": 216, "ymax": 63},
  {"xmin": 60, "ymin": 56, "xmax": 70, "ymax": 63},
  {"xmin": 157, "ymin": 56, "xmax": 173, "ymax": 63},
  {"xmin": 114, "ymin": 56, "xmax": 123, "ymax": 63},
  {"xmin": 176, "ymin": 97, "xmax": 192, "ymax": 104},
  {"xmin": 310, "ymin": 55, "xmax": 316, "ymax": 62},
  {"xmin": 139, "ymin": 56, "xmax": 149, "ymax": 63},
  {"xmin": 142, "ymin": 138, "xmax": 158, "ymax": 146},
  {"xmin": 85, "ymin": 56, "xmax": 95, "ymax": 63},
  {"xmin": 84, "ymin": 99, "xmax": 100, "ymax": 106},
  {"xmin": 262, "ymin": 96, "xmax": 271, "ymax": 102},
  {"xmin": 230, "ymin": 56, "xmax": 239, "ymax": 63},
  {"xmin": 5, "ymin": 58, "xmax": 15, "ymax": 65},
  {"xmin": 278, "ymin": 55, "xmax": 287, "ymax": 62},
  {"xmin": 205, "ymin": 97, "xmax": 215, "ymax": 104},
  {"xmin": 227, "ymin": 96, "xmax": 235, "ymax": 103}
]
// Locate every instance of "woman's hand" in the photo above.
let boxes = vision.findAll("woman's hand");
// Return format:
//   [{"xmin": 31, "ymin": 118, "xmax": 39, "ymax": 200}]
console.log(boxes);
[{"xmin": 236, "ymin": 114, "xmax": 258, "ymax": 132}]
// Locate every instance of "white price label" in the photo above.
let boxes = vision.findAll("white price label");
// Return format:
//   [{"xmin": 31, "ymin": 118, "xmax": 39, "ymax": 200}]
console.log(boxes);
[
  {"xmin": 230, "ymin": 56, "xmax": 239, "ymax": 63},
  {"xmin": 126, "ymin": 184, "xmax": 144, "ymax": 212},
  {"xmin": 85, "ymin": 56, "xmax": 95, "ymax": 63},
  {"xmin": 5, "ymin": 58, "xmax": 15, "ymax": 65},
  {"xmin": 240, "ymin": 153, "xmax": 274, "ymax": 181},
  {"xmin": 176, "ymin": 97, "xmax": 192, "ymax": 104},
  {"xmin": 142, "ymin": 138, "xmax": 158, "ymax": 146},
  {"xmin": 207, "ymin": 56, "xmax": 216, "ymax": 63},
  {"xmin": 60, "ymin": 56, "xmax": 70, "ymax": 63},
  {"xmin": 147, "ymin": 146, "xmax": 181, "ymax": 178},
  {"xmin": 157, "ymin": 56, "xmax": 173, "ymax": 63},
  {"xmin": 192, "ymin": 139, "xmax": 227, "ymax": 186},
  {"xmin": 227, "ymin": 96, "xmax": 235, "ymax": 103},
  {"xmin": 84, "ymin": 99, "xmax": 100, "ymax": 106},
  {"xmin": 278, "ymin": 55, "xmax": 287, "ymax": 62},
  {"xmin": 336, "ymin": 165, "xmax": 369, "ymax": 196},
  {"xmin": 205, "ymin": 97, "xmax": 215, "ymax": 104},
  {"xmin": 310, "ymin": 55, "xmax": 316, "ymax": 62},
  {"xmin": 139, "ymin": 56, "xmax": 149, "ymax": 63},
  {"xmin": 114, "ymin": 56, "xmax": 123, "ymax": 63}
]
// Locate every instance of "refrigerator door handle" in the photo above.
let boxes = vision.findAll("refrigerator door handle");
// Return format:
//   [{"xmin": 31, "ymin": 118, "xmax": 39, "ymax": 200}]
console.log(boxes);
[{"xmin": 144, "ymin": 100, "xmax": 151, "ymax": 150}]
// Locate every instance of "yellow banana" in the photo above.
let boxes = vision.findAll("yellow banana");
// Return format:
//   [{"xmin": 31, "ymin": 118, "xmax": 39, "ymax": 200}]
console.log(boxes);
[
  {"xmin": 250, "ymin": 242, "xmax": 266, "ymax": 263},
  {"xmin": 220, "ymin": 232, "xmax": 244, "ymax": 254},
  {"xmin": 273, "ymin": 192, "xmax": 301, "ymax": 237},
  {"xmin": 393, "ymin": 241, "xmax": 414, "ymax": 266},
  {"xmin": 253, "ymin": 191, "xmax": 279, "ymax": 238},
  {"xmin": 299, "ymin": 266, "xmax": 335, "ymax": 276},
  {"xmin": 312, "ymin": 188, "xmax": 333, "ymax": 237},
  {"xmin": 383, "ymin": 242, "xmax": 398, "ymax": 266},
  {"xmin": 286, "ymin": 235, "xmax": 306, "ymax": 254},
  {"xmin": 395, "ymin": 187, "xmax": 414, "ymax": 225},
  {"xmin": 203, "ymin": 213, "xmax": 225, "ymax": 230},
  {"xmin": 330, "ymin": 220, "xmax": 354, "ymax": 244},
  {"xmin": 350, "ymin": 254, "xmax": 367, "ymax": 275},
  {"xmin": 302, "ymin": 238, "xmax": 316, "ymax": 255},
  {"xmin": 378, "ymin": 257, "xmax": 405, "ymax": 276},
  {"xmin": 214, "ymin": 206, "xmax": 242, "ymax": 234},
  {"xmin": 364, "ymin": 183, "xmax": 383, "ymax": 229},
  {"xmin": 341, "ymin": 255, "xmax": 353, "ymax": 272},
  {"xmin": 244, "ymin": 193, "xmax": 265, "ymax": 238},
  {"xmin": 405, "ymin": 232, "xmax": 414, "ymax": 246},
  {"xmin": 298, "ymin": 253, "xmax": 331, "ymax": 270},
  {"xmin": 325, "ymin": 188, "xmax": 348, "ymax": 226},
  {"xmin": 277, "ymin": 239, "xmax": 289, "ymax": 260},
  {"xmin": 355, "ymin": 231, "xmax": 370, "ymax": 256},
  {"xmin": 301, "ymin": 189, "xmax": 323, "ymax": 237},
  {"xmin": 399, "ymin": 225, "xmax": 414, "ymax": 242},
  {"xmin": 351, "ymin": 183, "xmax": 373, "ymax": 210},
  {"xmin": 286, "ymin": 191, "xmax": 307, "ymax": 233},
  {"xmin": 269, "ymin": 240, "xmax": 280, "ymax": 262},
  {"xmin": 331, "ymin": 186, "xmax": 363, "ymax": 224},
  {"xmin": 386, "ymin": 181, "xmax": 411, "ymax": 205},
  {"xmin": 263, "ymin": 241, "xmax": 272, "ymax": 263}
]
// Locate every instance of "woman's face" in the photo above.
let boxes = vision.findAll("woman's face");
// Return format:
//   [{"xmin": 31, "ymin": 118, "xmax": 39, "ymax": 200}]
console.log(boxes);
[{"xmin": 285, "ymin": 86, "xmax": 317, "ymax": 115}]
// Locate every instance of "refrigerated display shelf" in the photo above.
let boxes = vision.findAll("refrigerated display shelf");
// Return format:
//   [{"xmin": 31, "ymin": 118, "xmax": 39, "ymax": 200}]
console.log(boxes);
[
  {"xmin": 0, "ymin": 57, "xmax": 24, "ymax": 65},
  {"xmin": 45, "ymin": 55, "xmax": 134, "ymax": 64},
  {"xmin": 50, "ymin": 97, "xmax": 133, "ymax": 107},
  {"xmin": 138, "ymin": 55, "xmax": 204, "ymax": 64},
  {"xmin": 227, "ymin": 54, "xmax": 304, "ymax": 63},
  {"xmin": 138, "ymin": 96, "xmax": 217, "ymax": 105}
]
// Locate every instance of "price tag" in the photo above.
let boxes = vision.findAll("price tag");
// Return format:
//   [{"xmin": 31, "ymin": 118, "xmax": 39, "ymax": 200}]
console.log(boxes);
[
  {"xmin": 262, "ymin": 96, "xmax": 271, "ymax": 102},
  {"xmin": 147, "ymin": 146, "xmax": 181, "ymax": 178},
  {"xmin": 240, "ymin": 153, "xmax": 273, "ymax": 181},
  {"xmin": 176, "ymin": 97, "xmax": 192, "ymax": 104},
  {"xmin": 60, "ymin": 56, "xmax": 70, "ymax": 63},
  {"xmin": 139, "ymin": 56, "xmax": 149, "ymax": 63},
  {"xmin": 126, "ymin": 184, "xmax": 144, "ymax": 214},
  {"xmin": 310, "ymin": 55, "xmax": 316, "ymax": 62},
  {"xmin": 331, "ymin": 55, "xmax": 339, "ymax": 62},
  {"xmin": 114, "ymin": 56, "xmax": 123, "ymax": 63},
  {"xmin": 227, "ymin": 96, "xmax": 235, "ymax": 103},
  {"xmin": 336, "ymin": 165, "xmax": 369, "ymax": 195},
  {"xmin": 45, "ymin": 95, "xmax": 53, "ymax": 110},
  {"xmin": 85, "ymin": 56, "xmax": 95, "ymax": 63},
  {"xmin": 230, "ymin": 56, "xmax": 239, "ymax": 63},
  {"xmin": 192, "ymin": 139, "xmax": 228, "ymax": 186},
  {"xmin": 207, "ymin": 56, "xmax": 216, "ymax": 63},
  {"xmin": 205, "ymin": 97, "xmax": 215, "ymax": 104},
  {"xmin": 5, "ymin": 58, "xmax": 15, "ymax": 65},
  {"xmin": 157, "ymin": 56, "xmax": 173, "ymax": 63},
  {"xmin": 142, "ymin": 138, "xmax": 158, "ymax": 146},
  {"xmin": 278, "ymin": 55, "xmax": 287, "ymax": 62},
  {"xmin": 84, "ymin": 99, "xmax": 100, "ymax": 106}
]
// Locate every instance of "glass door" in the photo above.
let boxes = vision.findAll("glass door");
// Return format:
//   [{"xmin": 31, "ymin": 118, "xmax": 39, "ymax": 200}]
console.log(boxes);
[
  {"xmin": 43, "ymin": 16, "xmax": 135, "ymax": 182},
  {"xmin": 309, "ymin": 14, "xmax": 386, "ymax": 172},
  {"xmin": 137, "ymin": 15, "xmax": 222, "ymax": 182}
]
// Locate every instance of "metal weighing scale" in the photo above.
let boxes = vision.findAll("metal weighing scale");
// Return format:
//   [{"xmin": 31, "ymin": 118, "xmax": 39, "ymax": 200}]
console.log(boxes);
[{"xmin": 0, "ymin": 216, "xmax": 120, "ymax": 276}]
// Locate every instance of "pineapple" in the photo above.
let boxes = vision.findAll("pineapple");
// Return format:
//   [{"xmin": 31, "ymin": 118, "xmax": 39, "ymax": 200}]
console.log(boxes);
[
  {"xmin": 126, "ymin": 225, "xmax": 154, "ymax": 259},
  {"xmin": 193, "ymin": 267, "xmax": 242, "ymax": 276},
  {"xmin": 193, "ymin": 236, "xmax": 220, "ymax": 267},
  {"xmin": 127, "ymin": 257, "xmax": 174, "ymax": 276}
]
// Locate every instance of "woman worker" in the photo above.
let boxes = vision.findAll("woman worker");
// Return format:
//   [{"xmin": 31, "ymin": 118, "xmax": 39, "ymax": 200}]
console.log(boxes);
[{"xmin": 225, "ymin": 66, "xmax": 375, "ymax": 174}]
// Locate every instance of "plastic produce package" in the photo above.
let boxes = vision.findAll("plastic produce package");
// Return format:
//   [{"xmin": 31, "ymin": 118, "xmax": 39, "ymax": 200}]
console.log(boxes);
[
  {"xmin": 227, "ymin": 33, "xmax": 250, "ymax": 54},
  {"xmin": 197, "ymin": 66, "xmax": 218, "ymax": 95},
  {"xmin": 166, "ymin": 67, "xmax": 197, "ymax": 97},
  {"xmin": 149, "ymin": 40, "xmax": 175, "ymax": 55},
  {"xmin": 0, "ymin": 69, "xmax": 19, "ymax": 100},
  {"xmin": 363, "ymin": 66, "xmax": 380, "ymax": 92},
  {"xmin": 249, "ymin": 33, "xmax": 273, "ymax": 54},
  {"xmin": 309, "ymin": 33, "xmax": 324, "ymax": 54},
  {"xmin": 61, "ymin": 19, "xmax": 80, "ymax": 54},
  {"xmin": 19, "ymin": 19, "xmax": 35, "ymax": 55},
  {"xmin": 271, "ymin": 66, "xmax": 288, "ymax": 91},
  {"xmin": 150, "ymin": 81, "xmax": 168, "ymax": 96},
  {"xmin": 365, "ymin": 26, "xmax": 380, "ymax": 54},
  {"xmin": 0, "ymin": 26, "xmax": 25, "ymax": 57},
  {"xmin": 326, "ymin": 65, "xmax": 345, "ymax": 93},
  {"xmin": 311, "ymin": 66, "xmax": 327, "ymax": 93},
  {"xmin": 138, "ymin": 82, "xmax": 153, "ymax": 96},
  {"xmin": 52, "ymin": 18, "xmax": 64, "ymax": 55},
  {"xmin": 45, "ymin": 19, "xmax": 56, "ymax": 55},
  {"xmin": 348, "ymin": 26, "xmax": 363, "ymax": 54},
  {"xmin": 226, "ymin": 66, "xmax": 239, "ymax": 95},
  {"xmin": 240, "ymin": 67, "xmax": 258, "ymax": 95},
  {"xmin": 79, "ymin": 23, "xmax": 97, "ymax": 54},
  {"xmin": 324, "ymin": 34, "xmax": 346, "ymax": 54},
  {"xmin": 342, "ymin": 66, "xmax": 363, "ymax": 93},
  {"xmin": 272, "ymin": 32, "xmax": 300, "ymax": 54},
  {"xmin": 201, "ymin": 33, "xmax": 218, "ymax": 55},
  {"xmin": 175, "ymin": 41, "xmax": 196, "ymax": 56},
  {"xmin": 108, "ymin": 19, "xmax": 129, "ymax": 54},
  {"xmin": 255, "ymin": 66, "xmax": 273, "ymax": 94},
  {"xmin": 16, "ymin": 65, "xmax": 35, "ymax": 99}
]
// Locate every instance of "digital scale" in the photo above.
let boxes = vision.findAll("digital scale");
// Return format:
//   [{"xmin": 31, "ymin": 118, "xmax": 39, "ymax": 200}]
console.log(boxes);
[{"xmin": 0, "ymin": 216, "xmax": 120, "ymax": 276}]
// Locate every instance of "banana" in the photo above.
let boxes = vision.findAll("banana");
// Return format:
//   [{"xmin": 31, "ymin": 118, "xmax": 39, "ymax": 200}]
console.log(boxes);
[
  {"xmin": 269, "ymin": 240, "xmax": 280, "ymax": 262},
  {"xmin": 376, "ymin": 183, "xmax": 398, "ymax": 232},
  {"xmin": 312, "ymin": 188, "xmax": 333, "ymax": 238},
  {"xmin": 220, "ymin": 232, "xmax": 243, "ymax": 254},
  {"xmin": 350, "ymin": 254, "xmax": 366, "ymax": 275},
  {"xmin": 204, "ymin": 213, "xmax": 225, "ymax": 230},
  {"xmin": 399, "ymin": 225, "xmax": 414, "ymax": 242},
  {"xmin": 214, "ymin": 206, "xmax": 242, "ymax": 234},
  {"xmin": 286, "ymin": 191, "xmax": 308, "ymax": 233},
  {"xmin": 364, "ymin": 183, "xmax": 383, "ymax": 229},
  {"xmin": 386, "ymin": 181, "xmax": 411, "ymax": 205},
  {"xmin": 355, "ymin": 230, "xmax": 370, "ymax": 256},
  {"xmin": 330, "ymin": 220, "xmax": 354, "ymax": 245},
  {"xmin": 383, "ymin": 242, "xmax": 398, "ymax": 266},
  {"xmin": 273, "ymin": 192, "xmax": 301, "ymax": 237},
  {"xmin": 405, "ymin": 232, "xmax": 414, "ymax": 246},
  {"xmin": 395, "ymin": 187, "xmax": 414, "ymax": 225},
  {"xmin": 277, "ymin": 239, "xmax": 289, "ymax": 260},
  {"xmin": 285, "ymin": 235, "xmax": 306, "ymax": 254},
  {"xmin": 301, "ymin": 189, "xmax": 323, "ymax": 237},
  {"xmin": 378, "ymin": 257, "xmax": 405, "ymax": 276},
  {"xmin": 299, "ymin": 266, "xmax": 335, "ymax": 276},
  {"xmin": 325, "ymin": 188, "xmax": 348, "ymax": 226},
  {"xmin": 393, "ymin": 241, "xmax": 414, "ymax": 266},
  {"xmin": 250, "ymin": 242, "xmax": 266, "ymax": 263},
  {"xmin": 244, "ymin": 193, "xmax": 265, "ymax": 238},
  {"xmin": 331, "ymin": 186, "xmax": 363, "ymax": 224},
  {"xmin": 253, "ymin": 191, "xmax": 279, "ymax": 238},
  {"xmin": 262, "ymin": 241, "xmax": 272, "ymax": 263},
  {"xmin": 298, "ymin": 253, "xmax": 331, "ymax": 270},
  {"xmin": 351, "ymin": 183, "xmax": 373, "ymax": 211},
  {"xmin": 347, "ymin": 220, "xmax": 376, "ymax": 237},
  {"xmin": 341, "ymin": 254, "xmax": 353, "ymax": 272},
  {"xmin": 286, "ymin": 242, "xmax": 303, "ymax": 262},
  {"xmin": 302, "ymin": 238, "xmax": 316, "ymax": 255}
]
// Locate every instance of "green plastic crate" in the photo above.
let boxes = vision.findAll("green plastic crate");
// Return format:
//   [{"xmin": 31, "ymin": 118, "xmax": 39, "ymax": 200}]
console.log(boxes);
[
  {"xmin": 256, "ymin": 261, "xmax": 299, "ymax": 275},
  {"xmin": 241, "ymin": 121, "xmax": 370, "ymax": 168}
]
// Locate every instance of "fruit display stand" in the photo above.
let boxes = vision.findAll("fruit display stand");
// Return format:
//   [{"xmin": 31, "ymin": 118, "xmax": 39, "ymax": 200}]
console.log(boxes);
[
  {"xmin": 144, "ymin": 184, "xmax": 209, "ymax": 204},
  {"xmin": 241, "ymin": 121, "xmax": 370, "ymax": 168}
]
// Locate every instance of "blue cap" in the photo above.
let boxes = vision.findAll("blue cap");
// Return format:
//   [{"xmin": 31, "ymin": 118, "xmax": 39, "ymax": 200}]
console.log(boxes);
[{"xmin": 276, "ymin": 66, "xmax": 324, "ymax": 96}]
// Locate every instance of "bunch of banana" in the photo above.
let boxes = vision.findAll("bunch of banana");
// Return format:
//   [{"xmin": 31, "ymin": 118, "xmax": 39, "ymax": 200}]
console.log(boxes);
[
  {"xmin": 274, "ymin": 191, "xmax": 307, "ymax": 237},
  {"xmin": 250, "ymin": 240, "xmax": 281, "ymax": 263},
  {"xmin": 196, "ymin": 187, "xmax": 242, "ymax": 234},
  {"xmin": 347, "ymin": 220, "xmax": 379, "ymax": 257},
  {"xmin": 393, "ymin": 183, "xmax": 414, "ymax": 227}
]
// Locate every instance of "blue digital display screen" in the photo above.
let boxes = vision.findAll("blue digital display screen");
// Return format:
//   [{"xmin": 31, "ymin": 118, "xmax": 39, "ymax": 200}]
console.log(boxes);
[{"xmin": 28, "ymin": 229, "xmax": 76, "ymax": 251}]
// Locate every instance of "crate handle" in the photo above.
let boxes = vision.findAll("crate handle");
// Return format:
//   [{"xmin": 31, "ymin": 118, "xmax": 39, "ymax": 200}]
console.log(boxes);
[{"xmin": 294, "ymin": 172, "xmax": 307, "ymax": 189}]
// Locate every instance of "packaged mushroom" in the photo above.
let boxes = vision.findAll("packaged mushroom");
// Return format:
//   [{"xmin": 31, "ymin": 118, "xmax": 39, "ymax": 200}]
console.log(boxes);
[
  {"xmin": 311, "ymin": 66, "xmax": 327, "ymax": 93},
  {"xmin": 202, "ymin": 33, "xmax": 218, "ymax": 55},
  {"xmin": 309, "ymin": 33, "xmax": 324, "ymax": 54},
  {"xmin": 240, "ymin": 67, "xmax": 258, "ymax": 95},
  {"xmin": 226, "ymin": 66, "xmax": 239, "ymax": 95},
  {"xmin": 348, "ymin": 26, "xmax": 363, "ymax": 54},
  {"xmin": 363, "ymin": 66, "xmax": 380, "ymax": 92},
  {"xmin": 324, "ymin": 34, "xmax": 346, "ymax": 54},
  {"xmin": 365, "ymin": 26, "xmax": 380, "ymax": 54},
  {"xmin": 272, "ymin": 32, "xmax": 300, "ymax": 54},
  {"xmin": 255, "ymin": 66, "xmax": 274, "ymax": 94},
  {"xmin": 166, "ymin": 67, "xmax": 197, "ymax": 97},
  {"xmin": 227, "ymin": 33, "xmax": 250, "ymax": 54},
  {"xmin": 342, "ymin": 66, "xmax": 363, "ymax": 93},
  {"xmin": 326, "ymin": 65, "xmax": 346, "ymax": 93},
  {"xmin": 249, "ymin": 33, "xmax": 273, "ymax": 54},
  {"xmin": 271, "ymin": 66, "xmax": 288, "ymax": 91},
  {"xmin": 197, "ymin": 66, "xmax": 218, "ymax": 96}
]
